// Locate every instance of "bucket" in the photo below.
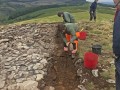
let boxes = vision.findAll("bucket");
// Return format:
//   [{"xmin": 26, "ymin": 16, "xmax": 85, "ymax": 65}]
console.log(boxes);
[
  {"xmin": 84, "ymin": 52, "xmax": 98, "ymax": 69},
  {"xmin": 76, "ymin": 31, "xmax": 87, "ymax": 40},
  {"xmin": 92, "ymin": 44, "xmax": 102, "ymax": 54}
]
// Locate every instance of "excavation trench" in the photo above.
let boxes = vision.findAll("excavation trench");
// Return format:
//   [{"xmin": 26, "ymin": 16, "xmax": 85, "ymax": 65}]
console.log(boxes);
[
  {"xmin": 37, "ymin": 22, "xmax": 115, "ymax": 90},
  {"xmin": 0, "ymin": 23, "xmax": 115, "ymax": 90},
  {"xmin": 38, "ymin": 29, "xmax": 80, "ymax": 90}
]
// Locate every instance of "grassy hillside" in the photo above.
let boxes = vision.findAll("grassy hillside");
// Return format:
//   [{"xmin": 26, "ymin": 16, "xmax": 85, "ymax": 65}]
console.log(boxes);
[
  {"xmin": 10, "ymin": 3, "xmax": 114, "ymax": 25},
  {"xmin": 0, "ymin": 0, "xmax": 86, "ymax": 22},
  {"xmin": 0, "ymin": 3, "xmax": 116, "ymax": 90}
]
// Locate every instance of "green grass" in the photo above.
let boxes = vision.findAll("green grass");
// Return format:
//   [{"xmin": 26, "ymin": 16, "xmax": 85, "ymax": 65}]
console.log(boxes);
[{"xmin": 8, "ymin": 4, "xmax": 114, "ymax": 25}]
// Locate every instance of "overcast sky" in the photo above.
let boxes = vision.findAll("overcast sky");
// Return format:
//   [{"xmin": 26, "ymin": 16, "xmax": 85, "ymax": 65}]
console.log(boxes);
[{"xmin": 86, "ymin": 0, "xmax": 113, "ymax": 2}]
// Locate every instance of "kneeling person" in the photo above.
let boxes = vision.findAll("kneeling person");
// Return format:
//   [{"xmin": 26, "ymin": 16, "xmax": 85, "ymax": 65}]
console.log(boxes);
[{"xmin": 59, "ymin": 23, "xmax": 79, "ymax": 54}]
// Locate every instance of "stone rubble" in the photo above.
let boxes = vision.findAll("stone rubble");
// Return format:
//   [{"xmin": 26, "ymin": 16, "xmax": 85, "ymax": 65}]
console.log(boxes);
[{"xmin": 0, "ymin": 23, "xmax": 58, "ymax": 90}]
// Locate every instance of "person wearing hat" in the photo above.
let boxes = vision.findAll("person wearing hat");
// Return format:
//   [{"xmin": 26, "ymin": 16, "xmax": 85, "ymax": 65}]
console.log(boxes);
[
  {"xmin": 113, "ymin": 0, "xmax": 120, "ymax": 89},
  {"xmin": 89, "ymin": 0, "xmax": 98, "ymax": 21},
  {"xmin": 57, "ymin": 12, "xmax": 75, "ymax": 23}
]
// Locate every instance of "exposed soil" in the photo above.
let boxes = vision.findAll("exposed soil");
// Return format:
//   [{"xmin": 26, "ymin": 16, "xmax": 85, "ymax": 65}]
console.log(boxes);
[
  {"xmin": 38, "ymin": 22, "xmax": 115, "ymax": 90},
  {"xmin": 38, "ymin": 33, "xmax": 80, "ymax": 90},
  {"xmin": 0, "ymin": 22, "xmax": 115, "ymax": 90}
]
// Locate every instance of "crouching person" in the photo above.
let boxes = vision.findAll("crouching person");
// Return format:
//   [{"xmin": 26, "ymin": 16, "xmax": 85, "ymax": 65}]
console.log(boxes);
[{"xmin": 58, "ymin": 23, "xmax": 79, "ymax": 58}]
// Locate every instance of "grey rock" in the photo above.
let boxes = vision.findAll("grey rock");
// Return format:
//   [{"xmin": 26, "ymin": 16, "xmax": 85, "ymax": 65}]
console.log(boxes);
[
  {"xmin": 106, "ymin": 79, "xmax": 115, "ymax": 84},
  {"xmin": 14, "ymin": 74, "xmax": 20, "ymax": 79},
  {"xmin": 15, "ymin": 61, "xmax": 25, "ymax": 65},
  {"xmin": 0, "ymin": 39, "xmax": 9, "ymax": 43},
  {"xmin": 8, "ymin": 72, "xmax": 15, "ymax": 79},
  {"xmin": 22, "ymin": 54, "xmax": 28, "ymax": 57},
  {"xmin": 44, "ymin": 86, "xmax": 55, "ymax": 90},
  {"xmin": 43, "ymin": 53, "xmax": 50, "ymax": 58},
  {"xmin": 4, "ymin": 62, "xmax": 11, "ymax": 66},
  {"xmin": 77, "ymin": 69, "xmax": 82, "ymax": 77},
  {"xmin": 78, "ymin": 85, "xmax": 86, "ymax": 90},
  {"xmin": 27, "ymin": 49, "xmax": 37, "ymax": 55},
  {"xmin": 0, "ymin": 75, "xmax": 6, "ymax": 81},
  {"xmin": 74, "ymin": 59, "xmax": 83, "ymax": 68},
  {"xmin": 82, "ymin": 79, "xmax": 88, "ymax": 84},
  {"xmin": 1, "ymin": 87, "xmax": 7, "ymax": 90},
  {"xmin": 16, "ymin": 78, "xmax": 26, "ymax": 83},
  {"xmin": 18, "ymin": 71, "xmax": 29, "ymax": 77},
  {"xmin": 1, "ymin": 70, "xmax": 7, "ymax": 74},
  {"xmin": 35, "ymin": 70, "xmax": 45, "ymax": 74},
  {"xmin": 28, "ymin": 64, "xmax": 33, "ymax": 70},
  {"xmin": 40, "ymin": 59, "xmax": 48, "ymax": 66},
  {"xmin": 7, "ymin": 84, "xmax": 18, "ymax": 90},
  {"xmin": 13, "ymin": 50, "xmax": 20, "ymax": 54},
  {"xmin": 4, "ymin": 65, "xmax": 11, "ymax": 69},
  {"xmin": 32, "ymin": 59, "xmax": 38, "ymax": 63},
  {"xmin": 19, "ymin": 65, "xmax": 27, "ymax": 71},
  {"xmin": 33, "ymin": 63, "xmax": 44, "ymax": 70},
  {"xmin": 29, "ymin": 70, "xmax": 35, "ymax": 76},
  {"xmin": 31, "ymin": 54, "xmax": 41, "ymax": 60},
  {"xmin": 0, "ymin": 80, "xmax": 5, "ymax": 89},
  {"xmin": 17, "ymin": 43, "xmax": 29, "ymax": 49},
  {"xmin": 27, "ymin": 75, "xmax": 36, "ymax": 81},
  {"xmin": 36, "ymin": 74, "xmax": 43, "ymax": 81},
  {"xmin": 22, "ymin": 80, "xmax": 39, "ymax": 90},
  {"xmin": 6, "ymin": 57, "xmax": 14, "ymax": 61},
  {"xmin": 9, "ymin": 66, "xmax": 17, "ymax": 71},
  {"xmin": 39, "ymin": 40, "xmax": 45, "ymax": 46},
  {"xmin": 26, "ymin": 55, "xmax": 32, "ymax": 60}
]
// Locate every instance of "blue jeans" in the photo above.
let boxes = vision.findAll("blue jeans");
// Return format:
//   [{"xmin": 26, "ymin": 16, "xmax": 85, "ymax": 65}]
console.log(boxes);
[{"xmin": 115, "ymin": 56, "xmax": 120, "ymax": 90}]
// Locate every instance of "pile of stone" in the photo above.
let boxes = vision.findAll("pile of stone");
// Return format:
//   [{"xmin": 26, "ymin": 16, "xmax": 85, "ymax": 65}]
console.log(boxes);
[{"xmin": 0, "ymin": 23, "xmax": 58, "ymax": 90}]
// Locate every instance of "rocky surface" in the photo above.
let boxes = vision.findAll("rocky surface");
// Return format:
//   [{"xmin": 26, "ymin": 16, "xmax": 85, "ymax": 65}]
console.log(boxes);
[
  {"xmin": 0, "ymin": 23, "xmax": 58, "ymax": 90},
  {"xmin": 0, "ymin": 22, "xmax": 116, "ymax": 90}
]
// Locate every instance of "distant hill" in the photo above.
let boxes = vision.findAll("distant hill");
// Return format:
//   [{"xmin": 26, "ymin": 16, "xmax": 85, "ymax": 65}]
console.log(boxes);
[
  {"xmin": 100, "ymin": 2, "xmax": 114, "ymax": 5},
  {"xmin": 0, "ymin": 0, "xmax": 86, "ymax": 23}
]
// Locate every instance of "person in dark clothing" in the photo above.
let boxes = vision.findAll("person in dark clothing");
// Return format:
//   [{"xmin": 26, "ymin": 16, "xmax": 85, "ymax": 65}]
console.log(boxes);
[
  {"xmin": 113, "ymin": 0, "xmax": 120, "ymax": 90},
  {"xmin": 57, "ymin": 12, "xmax": 75, "ymax": 23},
  {"xmin": 89, "ymin": 0, "xmax": 98, "ymax": 21}
]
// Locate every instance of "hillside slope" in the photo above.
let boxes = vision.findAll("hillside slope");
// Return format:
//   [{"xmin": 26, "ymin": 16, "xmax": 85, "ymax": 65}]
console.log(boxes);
[
  {"xmin": 0, "ymin": 0, "xmax": 86, "ymax": 22},
  {"xmin": 0, "ymin": 21, "xmax": 115, "ymax": 90}
]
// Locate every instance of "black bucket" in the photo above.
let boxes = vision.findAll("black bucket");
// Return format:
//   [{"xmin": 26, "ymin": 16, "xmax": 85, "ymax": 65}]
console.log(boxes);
[{"xmin": 92, "ymin": 44, "xmax": 102, "ymax": 54}]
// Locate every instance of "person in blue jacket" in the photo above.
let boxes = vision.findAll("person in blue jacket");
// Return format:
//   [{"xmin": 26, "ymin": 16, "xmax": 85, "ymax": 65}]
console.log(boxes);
[
  {"xmin": 89, "ymin": 0, "xmax": 98, "ymax": 21},
  {"xmin": 113, "ymin": 0, "xmax": 120, "ymax": 89}
]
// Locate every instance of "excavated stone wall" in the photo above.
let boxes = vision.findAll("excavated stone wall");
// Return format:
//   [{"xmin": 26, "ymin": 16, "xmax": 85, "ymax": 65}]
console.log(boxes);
[{"xmin": 0, "ymin": 23, "xmax": 59, "ymax": 90}]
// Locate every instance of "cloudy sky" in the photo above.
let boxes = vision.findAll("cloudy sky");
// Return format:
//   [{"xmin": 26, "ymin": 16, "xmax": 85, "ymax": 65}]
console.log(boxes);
[{"xmin": 86, "ymin": 0, "xmax": 113, "ymax": 2}]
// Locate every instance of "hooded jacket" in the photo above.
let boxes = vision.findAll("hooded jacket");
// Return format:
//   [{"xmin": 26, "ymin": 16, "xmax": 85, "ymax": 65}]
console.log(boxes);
[
  {"xmin": 63, "ymin": 12, "xmax": 75, "ymax": 23},
  {"xmin": 60, "ymin": 23, "xmax": 79, "ymax": 43},
  {"xmin": 90, "ymin": 1, "xmax": 97, "ymax": 11}
]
